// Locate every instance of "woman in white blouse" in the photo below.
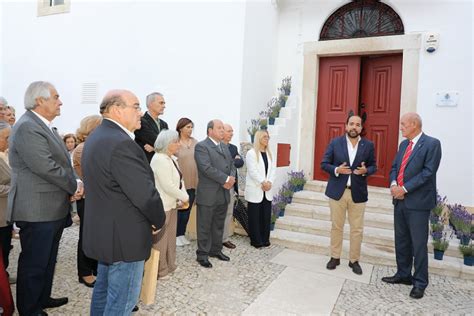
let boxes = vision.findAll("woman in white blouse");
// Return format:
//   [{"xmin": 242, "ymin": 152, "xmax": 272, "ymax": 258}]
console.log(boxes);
[
  {"xmin": 150, "ymin": 130, "xmax": 189, "ymax": 279},
  {"xmin": 244, "ymin": 130, "xmax": 276, "ymax": 248}
]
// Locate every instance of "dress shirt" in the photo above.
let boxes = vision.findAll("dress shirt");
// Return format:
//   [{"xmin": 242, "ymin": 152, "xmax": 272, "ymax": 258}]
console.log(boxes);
[{"xmin": 390, "ymin": 132, "xmax": 423, "ymax": 191}]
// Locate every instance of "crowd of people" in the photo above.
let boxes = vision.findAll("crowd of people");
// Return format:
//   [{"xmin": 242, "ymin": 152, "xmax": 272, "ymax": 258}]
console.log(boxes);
[
  {"xmin": 0, "ymin": 81, "xmax": 441, "ymax": 315},
  {"xmin": 0, "ymin": 82, "xmax": 277, "ymax": 315}
]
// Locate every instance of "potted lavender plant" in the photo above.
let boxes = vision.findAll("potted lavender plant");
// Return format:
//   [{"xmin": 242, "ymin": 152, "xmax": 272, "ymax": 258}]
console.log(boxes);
[
  {"xmin": 272, "ymin": 194, "xmax": 288, "ymax": 217},
  {"xmin": 449, "ymin": 204, "xmax": 472, "ymax": 245},
  {"xmin": 288, "ymin": 170, "xmax": 307, "ymax": 192},
  {"xmin": 459, "ymin": 242, "xmax": 473, "ymax": 266}
]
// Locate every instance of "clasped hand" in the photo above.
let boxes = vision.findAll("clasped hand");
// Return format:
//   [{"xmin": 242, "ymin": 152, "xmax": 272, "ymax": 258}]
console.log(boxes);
[
  {"xmin": 223, "ymin": 176, "xmax": 236, "ymax": 189},
  {"xmin": 261, "ymin": 181, "xmax": 272, "ymax": 192},
  {"xmin": 390, "ymin": 185, "xmax": 405, "ymax": 200}
]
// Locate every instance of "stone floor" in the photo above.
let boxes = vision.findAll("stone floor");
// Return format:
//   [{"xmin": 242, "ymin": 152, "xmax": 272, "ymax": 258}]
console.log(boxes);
[{"xmin": 6, "ymin": 223, "xmax": 474, "ymax": 315}]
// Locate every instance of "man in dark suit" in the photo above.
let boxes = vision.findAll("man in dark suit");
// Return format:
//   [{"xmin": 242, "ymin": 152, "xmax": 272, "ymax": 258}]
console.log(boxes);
[
  {"xmin": 8, "ymin": 81, "xmax": 83, "ymax": 315},
  {"xmin": 134, "ymin": 92, "xmax": 168, "ymax": 162},
  {"xmin": 321, "ymin": 115, "xmax": 377, "ymax": 275},
  {"xmin": 194, "ymin": 119, "xmax": 236, "ymax": 268},
  {"xmin": 221, "ymin": 123, "xmax": 244, "ymax": 249},
  {"xmin": 382, "ymin": 113, "xmax": 441, "ymax": 299},
  {"xmin": 82, "ymin": 90, "xmax": 166, "ymax": 314}
]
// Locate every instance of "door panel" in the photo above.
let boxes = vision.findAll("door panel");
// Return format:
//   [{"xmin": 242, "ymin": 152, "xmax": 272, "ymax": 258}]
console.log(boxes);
[
  {"xmin": 313, "ymin": 56, "xmax": 360, "ymax": 181},
  {"xmin": 360, "ymin": 54, "xmax": 402, "ymax": 187}
]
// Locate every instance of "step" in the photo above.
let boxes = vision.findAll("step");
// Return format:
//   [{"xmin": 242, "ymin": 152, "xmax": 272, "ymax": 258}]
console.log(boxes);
[
  {"xmin": 292, "ymin": 190, "xmax": 393, "ymax": 215},
  {"xmin": 275, "ymin": 215, "xmax": 394, "ymax": 248},
  {"xmin": 285, "ymin": 203, "xmax": 394, "ymax": 229},
  {"xmin": 274, "ymin": 215, "xmax": 462, "ymax": 259},
  {"xmin": 304, "ymin": 180, "xmax": 392, "ymax": 200},
  {"xmin": 270, "ymin": 229, "xmax": 474, "ymax": 280}
]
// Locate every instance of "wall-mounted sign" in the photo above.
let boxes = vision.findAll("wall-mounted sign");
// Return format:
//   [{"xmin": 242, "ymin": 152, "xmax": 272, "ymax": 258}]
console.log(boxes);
[
  {"xmin": 424, "ymin": 32, "xmax": 439, "ymax": 53},
  {"xmin": 436, "ymin": 91, "xmax": 459, "ymax": 107}
]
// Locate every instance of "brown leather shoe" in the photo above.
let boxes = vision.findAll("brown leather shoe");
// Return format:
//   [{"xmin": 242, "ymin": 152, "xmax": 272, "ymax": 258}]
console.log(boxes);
[{"xmin": 222, "ymin": 241, "xmax": 236, "ymax": 249}]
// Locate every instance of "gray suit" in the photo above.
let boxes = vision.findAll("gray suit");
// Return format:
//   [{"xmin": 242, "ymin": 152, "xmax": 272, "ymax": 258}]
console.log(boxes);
[
  {"xmin": 8, "ymin": 110, "xmax": 77, "ymax": 222},
  {"xmin": 8, "ymin": 110, "xmax": 78, "ymax": 315},
  {"xmin": 194, "ymin": 137, "xmax": 235, "ymax": 260}
]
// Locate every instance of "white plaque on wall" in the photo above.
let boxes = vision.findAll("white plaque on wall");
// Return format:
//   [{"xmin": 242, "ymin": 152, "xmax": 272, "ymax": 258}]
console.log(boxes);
[{"xmin": 435, "ymin": 91, "xmax": 459, "ymax": 107}]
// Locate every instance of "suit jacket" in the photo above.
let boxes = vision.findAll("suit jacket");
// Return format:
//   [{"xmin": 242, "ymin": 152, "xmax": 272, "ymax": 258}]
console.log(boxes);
[
  {"xmin": 134, "ymin": 112, "xmax": 168, "ymax": 162},
  {"xmin": 194, "ymin": 137, "xmax": 235, "ymax": 207},
  {"xmin": 321, "ymin": 135, "xmax": 377, "ymax": 203},
  {"xmin": 150, "ymin": 153, "xmax": 189, "ymax": 212},
  {"xmin": 390, "ymin": 133, "xmax": 441, "ymax": 210},
  {"xmin": 7, "ymin": 110, "xmax": 77, "ymax": 222},
  {"xmin": 227, "ymin": 143, "xmax": 244, "ymax": 193},
  {"xmin": 82, "ymin": 119, "xmax": 166, "ymax": 264},
  {"xmin": 0, "ymin": 158, "xmax": 11, "ymax": 227},
  {"xmin": 244, "ymin": 148, "xmax": 277, "ymax": 203}
]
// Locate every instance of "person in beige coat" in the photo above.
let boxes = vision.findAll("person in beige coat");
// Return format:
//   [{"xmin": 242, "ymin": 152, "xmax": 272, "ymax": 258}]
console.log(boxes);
[
  {"xmin": 150, "ymin": 130, "xmax": 189, "ymax": 279},
  {"xmin": 0, "ymin": 122, "xmax": 12, "ymax": 275}
]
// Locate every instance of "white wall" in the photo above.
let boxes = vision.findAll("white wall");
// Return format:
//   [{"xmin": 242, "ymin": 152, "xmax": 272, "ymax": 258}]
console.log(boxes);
[
  {"xmin": 275, "ymin": 0, "xmax": 473, "ymax": 206},
  {"xmin": 1, "ymin": 0, "xmax": 246, "ymax": 141},
  {"xmin": 239, "ymin": 0, "xmax": 279, "ymax": 142}
]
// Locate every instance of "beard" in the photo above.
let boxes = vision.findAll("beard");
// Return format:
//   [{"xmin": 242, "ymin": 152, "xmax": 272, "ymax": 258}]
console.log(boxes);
[{"xmin": 347, "ymin": 129, "xmax": 360, "ymax": 138}]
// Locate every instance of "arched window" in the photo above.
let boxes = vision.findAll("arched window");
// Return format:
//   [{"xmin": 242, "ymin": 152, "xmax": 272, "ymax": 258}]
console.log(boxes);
[{"xmin": 319, "ymin": 0, "xmax": 404, "ymax": 41}]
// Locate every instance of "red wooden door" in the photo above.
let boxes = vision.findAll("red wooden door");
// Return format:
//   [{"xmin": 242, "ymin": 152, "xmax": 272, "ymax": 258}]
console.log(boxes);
[
  {"xmin": 360, "ymin": 54, "xmax": 402, "ymax": 187},
  {"xmin": 313, "ymin": 56, "xmax": 360, "ymax": 181}
]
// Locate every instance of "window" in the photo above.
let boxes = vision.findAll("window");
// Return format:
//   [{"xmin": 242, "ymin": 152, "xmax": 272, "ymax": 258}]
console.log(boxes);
[
  {"xmin": 320, "ymin": 0, "xmax": 404, "ymax": 41},
  {"xmin": 37, "ymin": 0, "xmax": 70, "ymax": 17}
]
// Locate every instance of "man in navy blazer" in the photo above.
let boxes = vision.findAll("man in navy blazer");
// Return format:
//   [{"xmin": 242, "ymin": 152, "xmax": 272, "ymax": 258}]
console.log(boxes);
[
  {"xmin": 321, "ymin": 115, "xmax": 376, "ymax": 275},
  {"xmin": 382, "ymin": 113, "xmax": 441, "ymax": 299}
]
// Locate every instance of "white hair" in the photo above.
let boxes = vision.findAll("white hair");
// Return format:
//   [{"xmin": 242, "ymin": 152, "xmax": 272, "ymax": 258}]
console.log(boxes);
[
  {"xmin": 0, "ymin": 96, "xmax": 8, "ymax": 106},
  {"xmin": 146, "ymin": 92, "xmax": 163, "ymax": 108},
  {"xmin": 24, "ymin": 81, "xmax": 54, "ymax": 110},
  {"xmin": 154, "ymin": 129, "xmax": 177, "ymax": 153}
]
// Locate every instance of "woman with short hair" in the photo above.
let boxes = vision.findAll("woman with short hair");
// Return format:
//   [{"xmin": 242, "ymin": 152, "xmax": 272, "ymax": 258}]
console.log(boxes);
[
  {"xmin": 150, "ymin": 129, "xmax": 189, "ymax": 279},
  {"xmin": 244, "ymin": 130, "xmax": 276, "ymax": 248},
  {"xmin": 73, "ymin": 115, "xmax": 102, "ymax": 287}
]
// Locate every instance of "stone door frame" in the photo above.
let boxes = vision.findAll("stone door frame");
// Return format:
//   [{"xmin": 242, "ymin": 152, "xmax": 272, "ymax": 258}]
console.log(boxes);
[{"xmin": 297, "ymin": 33, "xmax": 422, "ymax": 179}]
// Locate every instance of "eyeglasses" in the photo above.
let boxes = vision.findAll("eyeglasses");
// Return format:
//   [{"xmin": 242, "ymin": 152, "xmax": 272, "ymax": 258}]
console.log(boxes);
[{"xmin": 123, "ymin": 105, "xmax": 142, "ymax": 112}]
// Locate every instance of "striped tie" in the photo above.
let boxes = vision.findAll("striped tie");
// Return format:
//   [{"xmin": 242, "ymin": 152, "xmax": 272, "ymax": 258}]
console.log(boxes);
[{"xmin": 397, "ymin": 141, "xmax": 414, "ymax": 186}]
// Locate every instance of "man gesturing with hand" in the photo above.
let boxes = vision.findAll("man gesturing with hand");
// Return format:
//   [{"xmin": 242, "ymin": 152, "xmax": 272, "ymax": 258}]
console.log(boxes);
[{"xmin": 321, "ymin": 115, "xmax": 377, "ymax": 275}]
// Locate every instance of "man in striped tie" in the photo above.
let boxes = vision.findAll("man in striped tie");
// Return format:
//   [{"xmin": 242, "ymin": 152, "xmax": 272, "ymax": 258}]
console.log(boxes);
[{"xmin": 382, "ymin": 113, "xmax": 442, "ymax": 299}]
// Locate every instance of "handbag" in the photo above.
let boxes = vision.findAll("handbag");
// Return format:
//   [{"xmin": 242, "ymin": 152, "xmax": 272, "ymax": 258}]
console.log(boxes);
[
  {"xmin": 139, "ymin": 248, "xmax": 160, "ymax": 305},
  {"xmin": 233, "ymin": 197, "xmax": 250, "ymax": 235}
]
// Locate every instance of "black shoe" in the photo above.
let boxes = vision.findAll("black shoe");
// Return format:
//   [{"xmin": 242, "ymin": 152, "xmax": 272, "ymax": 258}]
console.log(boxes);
[
  {"xmin": 381, "ymin": 275, "xmax": 413, "ymax": 285},
  {"xmin": 223, "ymin": 241, "xmax": 236, "ymax": 249},
  {"xmin": 132, "ymin": 305, "xmax": 139, "ymax": 312},
  {"xmin": 251, "ymin": 242, "xmax": 263, "ymax": 249},
  {"xmin": 197, "ymin": 259, "xmax": 213, "ymax": 268},
  {"xmin": 326, "ymin": 257, "xmax": 340, "ymax": 270},
  {"xmin": 409, "ymin": 287, "xmax": 425, "ymax": 299},
  {"xmin": 263, "ymin": 242, "xmax": 271, "ymax": 247},
  {"xmin": 79, "ymin": 276, "xmax": 95, "ymax": 288},
  {"xmin": 42, "ymin": 297, "xmax": 68, "ymax": 309},
  {"xmin": 348, "ymin": 261, "xmax": 363, "ymax": 275},
  {"xmin": 209, "ymin": 252, "xmax": 230, "ymax": 261},
  {"xmin": 35, "ymin": 311, "xmax": 48, "ymax": 316}
]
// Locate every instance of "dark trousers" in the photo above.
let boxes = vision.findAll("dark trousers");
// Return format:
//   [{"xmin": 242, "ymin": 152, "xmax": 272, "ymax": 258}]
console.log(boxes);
[
  {"xmin": 196, "ymin": 202, "xmax": 227, "ymax": 260},
  {"xmin": 0, "ymin": 224, "xmax": 12, "ymax": 271},
  {"xmin": 16, "ymin": 217, "xmax": 66, "ymax": 315},
  {"xmin": 247, "ymin": 196, "xmax": 271, "ymax": 246},
  {"xmin": 76, "ymin": 199, "xmax": 98, "ymax": 278},
  {"xmin": 176, "ymin": 189, "xmax": 196, "ymax": 237},
  {"xmin": 394, "ymin": 200, "xmax": 430, "ymax": 289}
]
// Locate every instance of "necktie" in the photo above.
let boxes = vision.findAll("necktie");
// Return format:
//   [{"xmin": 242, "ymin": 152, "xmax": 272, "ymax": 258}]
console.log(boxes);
[
  {"xmin": 217, "ymin": 143, "xmax": 223, "ymax": 154},
  {"xmin": 397, "ymin": 141, "xmax": 414, "ymax": 186}
]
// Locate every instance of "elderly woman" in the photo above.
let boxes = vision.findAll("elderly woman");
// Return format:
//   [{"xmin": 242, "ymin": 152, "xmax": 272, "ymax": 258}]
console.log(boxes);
[
  {"xmin": 5, "ymin": 106, "xmax": 15, "ymax": 126},
  {"xmin": 0, "ymin": 122, "xmax": 12, "ymax": 275},
  {"xmin": 244, "ymin": 130, "xmax": 276, "ymax": 248},
  {"xmin": 73, "ymin": 115, "xmax": 102, "ymax": 287},
  {"xmin": 150, "ymin": 130, "xmax": 189, "ymax": 279},
  {"xmin": 174, "ymin": 117, "xmax": 198, "ymax": 246}
]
